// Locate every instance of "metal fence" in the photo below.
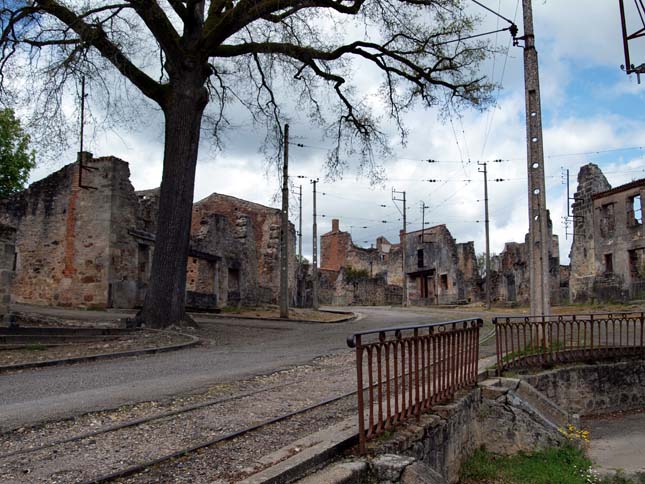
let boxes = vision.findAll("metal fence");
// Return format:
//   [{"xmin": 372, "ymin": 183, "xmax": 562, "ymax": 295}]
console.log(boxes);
[
  {"xmin": 494, "ymin": 312, "xmax": 645, "ymax": 373},
  {"xmin": 347, "ymin": 318, "xmax": 483, "ymax": 454}
]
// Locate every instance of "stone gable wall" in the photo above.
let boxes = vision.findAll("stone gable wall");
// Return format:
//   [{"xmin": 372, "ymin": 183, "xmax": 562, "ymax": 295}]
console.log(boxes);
[
  {"xmin": 320, "ymin": 219, "xmax": 403, "ymax": 286},
  {"xmin": 191, "ymin": 193, "xmax": 296, "ymax": 305},
  {"xmin": 570, "ymin": 163, "xmax": 645, "ymax": 302},
  {"xmin": 0, "ymin": 155, "xmax": 139, "ymax": 308},
  {"xmin": 403, "ymin": 225, "xmax": 473, "ymax": 305},
  {"xmin": 569, "ymin": 164, "xmax": 612, "ymax": 302}
]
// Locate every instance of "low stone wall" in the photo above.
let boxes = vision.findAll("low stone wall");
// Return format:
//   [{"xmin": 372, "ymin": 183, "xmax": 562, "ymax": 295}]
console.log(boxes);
[
  {"xmin": 366, "ymin": 384, "xmax": 564, "ymax": 484},
  {"xmin": 523, "ymin": 360, "xmax": 645, "ymax": 416}
]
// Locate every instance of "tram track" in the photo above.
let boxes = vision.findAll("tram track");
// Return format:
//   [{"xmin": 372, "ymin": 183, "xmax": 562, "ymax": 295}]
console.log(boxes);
[{"xmin": 0, "ymin": 357, "xmax": 360, "ymax": 484}]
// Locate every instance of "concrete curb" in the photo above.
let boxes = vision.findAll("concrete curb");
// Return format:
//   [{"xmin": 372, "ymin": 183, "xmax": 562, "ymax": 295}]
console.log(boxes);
[
  {"xmin": 0, "ymin": 333, "xmax": 201, "ymax": 374},
  {"xmin": 238, "ymin": 416, "xmax": 359, "ymax": 484},
  {"xmin": 196, "ymin": 310, "xmax": 357, "ymax": 324}
]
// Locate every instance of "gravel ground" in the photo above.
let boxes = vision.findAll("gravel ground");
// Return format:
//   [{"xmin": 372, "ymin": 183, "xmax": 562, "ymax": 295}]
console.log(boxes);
[
  {"xmin": 0, "ymin": 351, "xmax": 358, "ymax": 484},
  {"xmin": 0, "ymin": 331, "xmax": 193, "ymax": 367}
]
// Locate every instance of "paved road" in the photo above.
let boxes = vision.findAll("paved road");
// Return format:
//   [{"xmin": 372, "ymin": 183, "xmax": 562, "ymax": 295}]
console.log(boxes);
[{"xmin": 0, "ymin": 306, "xmax": 495, "ymax": 431}]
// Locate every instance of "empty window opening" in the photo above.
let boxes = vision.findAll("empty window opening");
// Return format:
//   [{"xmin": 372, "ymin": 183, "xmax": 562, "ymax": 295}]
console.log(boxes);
[
  {"xmin": 137, "ymin": 244, "xmax": 150, "ymax": 281},
  {"xmin": 599, "ymin": 203, "xmax": 616, "ymax": 238},
  {"xmin": 417, "ymin": 249, "xmax": 424, "ymax": 268},
  {"xmin": 629, "ymin": 248, "xmax": 645, "ymax": 279},
  {"xmin": 629, "ymin": 194, "xmax": 643, "ymax": 226},
  {"xmin": 440, "ymin": 274, "xmax": 448, "ymax": 290},
  {"xmin": 604, "ymin": 253, "xmax": 613, "ymax": 275}
]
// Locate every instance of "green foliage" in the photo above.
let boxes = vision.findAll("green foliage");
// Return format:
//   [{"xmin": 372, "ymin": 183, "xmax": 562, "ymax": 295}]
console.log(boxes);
[
  {"xmin": 461, "ymin": 445, "xmax": 595, "ymax": 484},
  {"xmin": 25, "ymin": 343, "xmax": 46, "ymax": 351},
  {"xmin": 344, "ymin": 267, "xmax": 370, "ymax": 283},
  {"xmin": 0, "ymin": 108, "xmax": 35, "ymax": 198}
]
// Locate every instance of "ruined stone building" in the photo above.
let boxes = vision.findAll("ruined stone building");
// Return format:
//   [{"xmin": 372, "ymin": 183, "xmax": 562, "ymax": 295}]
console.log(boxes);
[
  {"xmin": 318, "ymin": 219, "xmax": 403, "ymax": 305},
  {"xmin": 0, "ymin": 154, "xmax": 296, "ymax": 310},
  {"xmin": 402, "ymin": 225, "xmax": 479, "ymax": 305},
  {"xmin": 569, "ymin": 163, "xmax": 645, "ymax": 302},
  {"xmin": 0, "ymin": 224, "xmax": 15, "ymax": 317},
  {"xmin": 488, "ymin": 221, "xmax": 563, "ymax": 306},
  {"xmin": 320, "ymin": 219, "xmax": 403, "ymax": 284}
]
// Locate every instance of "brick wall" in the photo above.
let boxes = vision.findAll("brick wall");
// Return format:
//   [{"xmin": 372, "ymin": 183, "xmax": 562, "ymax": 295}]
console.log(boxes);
[{"xmin": 320, "ymin": 219, "xmax": 403, "ymax": 285}]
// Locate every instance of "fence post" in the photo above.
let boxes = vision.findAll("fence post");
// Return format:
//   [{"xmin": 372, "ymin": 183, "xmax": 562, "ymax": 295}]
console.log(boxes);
[
  {"xmin": 355, "ymin": 334, "xmax": 366, "ymax": 455},
  {"xmin": 641, "ymin": 312, "xmax": 644, "ymax": 359},
  {"xmin": 413, "ymin": 328, "xmax": 420, "ymax": 420},
  {"xmin": 494, "ymin": 318, "xmax": 502, "ymax": 376}
]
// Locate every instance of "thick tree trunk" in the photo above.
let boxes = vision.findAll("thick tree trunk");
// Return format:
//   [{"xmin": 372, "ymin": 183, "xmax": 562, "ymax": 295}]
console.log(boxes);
[{"xmin": 136, "ymin": 72, "xmax": 208, "ymax": 328}]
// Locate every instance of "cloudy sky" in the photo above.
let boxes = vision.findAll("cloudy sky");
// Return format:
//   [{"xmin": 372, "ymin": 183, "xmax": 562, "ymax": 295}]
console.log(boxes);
[{"xmin": 28, "ymin": 1, "xmax": 645, "ymax": 264}]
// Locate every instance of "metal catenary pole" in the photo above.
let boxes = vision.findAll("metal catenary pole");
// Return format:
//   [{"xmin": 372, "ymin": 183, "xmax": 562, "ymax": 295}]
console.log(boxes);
[
  {"xmin": 280, "ymin": 123, "xmax": 289, "ymax": 319},
  {"xmin": 298, "ymin": 184, "xmax": 303, "ymax": 261},
  {"xmin": 478, "ymin": 161, "xmax": 491, "ymax": 310},
  {"xmin": 312, "ymin": 178, "xmax": 319, "ymax": 310},
  {"xmin": 392, "ymin": 189, "xmax": 407, "ymax": 306}
]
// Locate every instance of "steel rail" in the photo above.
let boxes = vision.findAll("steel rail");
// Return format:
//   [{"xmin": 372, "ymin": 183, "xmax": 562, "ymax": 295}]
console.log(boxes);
[
  {"xmin": 81, "ymin": 361, "xmax": 463, "ymax": 484},
  {"xmin": 0, "ymin": 382, "xmax": 295, "ymax": 460},
  {"xmin": 79, "ymin": 389, "xmax": 359, "ymax": 484}
]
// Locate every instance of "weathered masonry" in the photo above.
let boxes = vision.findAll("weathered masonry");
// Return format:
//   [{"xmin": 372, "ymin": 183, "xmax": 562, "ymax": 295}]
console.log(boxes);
[
  {"xmin": 0, "ymin": 224, "xmax": 15, "ymax": 317},
  {"xmin": 488, "ymin": 213, "xmax": 564, "ymax": 306},
  {"xmin": 0, "ymin": 154, "xmax": 296, "ymax": 310},
  {"xmin": 569, "ymin": 163, "xmax": 645, "ymax": 302},
  {"xmin": 320, "ymin": 219, "xmax": 403, "ymax": 284},
  {"xmin": 402, "ymin": 225, "xmax": 479, "ymax": 305},
  {"xmin": 319, "ymin": 219, "xmax": 403, "ymax": 305}
]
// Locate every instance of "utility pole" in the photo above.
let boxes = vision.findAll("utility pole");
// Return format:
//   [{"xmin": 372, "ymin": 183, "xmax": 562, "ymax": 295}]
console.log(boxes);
[
  {"xmin": 392, "ymin": 189, "xmax": 407, "ymax": 306},
  {"xmin": 478, "ymin": 161, "xmax": 491, "ymax": 310},
  {"xmin": 420, "ymin": 201, "xmax": 428, "ymax": 241},
  {"xmin": 298, "ymin": 184, "xmax": 303, "ymax": 262},
  {"xmin": 280, "ymin": 123, "xmax": 289, "ymax": 319},
  {"xmin": 311, "ymin": 178, "xmax": 319, "ymax": 310},
  {"xmin": 521, "ymin": 0, "xmax": 550, "ymax": 317}
]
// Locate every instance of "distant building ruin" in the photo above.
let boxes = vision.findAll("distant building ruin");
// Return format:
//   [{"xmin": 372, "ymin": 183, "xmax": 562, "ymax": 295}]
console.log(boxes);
[
  {"xmin": 570, "ymin": 163, "xmax": 645, "ymax": 302},
  {"xmin": 319, "ymin": 219, "xmax": 403, "ymax": 305},
  {"xmin": 0, "ymin": 154, "xmax": 296, "ymax": 310},
  {"xmin": 488, "ymin": 213, "xmax": 563, "ymax": 306},
  {"xmin": 402, "ymin": 225, "xmax": 479, "ymax": 305}
]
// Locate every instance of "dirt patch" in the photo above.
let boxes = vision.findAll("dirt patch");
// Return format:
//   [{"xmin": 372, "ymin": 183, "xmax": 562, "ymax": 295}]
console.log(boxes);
[{"xmin": 0, "ymin": 330, "xmax": 194, "ymax": 367}]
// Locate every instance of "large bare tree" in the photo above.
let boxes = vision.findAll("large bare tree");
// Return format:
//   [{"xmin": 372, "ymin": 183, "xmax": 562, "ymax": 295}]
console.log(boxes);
[{"xmin": 1, "ymin": 0, "xmax": 494, "ymax": 327}]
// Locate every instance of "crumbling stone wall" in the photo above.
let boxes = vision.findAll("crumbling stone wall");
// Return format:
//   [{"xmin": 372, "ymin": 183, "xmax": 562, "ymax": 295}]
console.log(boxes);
[
  {"xmin": 569, "ymin": 164, "xmax": 612, "ymax": 302},
  {"xmin": 489, "ymin": 214, "xmax": 562, "ymax": 305},
  {"xmin": 570, "ymin": 164, "xmax": 645, "ymax": 302},
  {"xmin": 191, "ymin": 193, "xmax": 297, "ymax": 305},
  {"xmin": 320, "ymin": 219, "xmax": 403, "ymax": 285},
  {"xmin": 0, "ymin": 154, "xmax": 140, "ymax": 309},
  {"xmin": 402, "ymin": 225, "xmax": 478, "ymax": 305},
  {"xmin": 0, "ymin": 224, "xmax": 16, "ymax": 317},
  {"xmin": 318, "ymin": 268, "xmax": 402, "ymax": 306},
  {"xmin": 0, "ymin": 154, "xmax": 296, "ymax": 310}
]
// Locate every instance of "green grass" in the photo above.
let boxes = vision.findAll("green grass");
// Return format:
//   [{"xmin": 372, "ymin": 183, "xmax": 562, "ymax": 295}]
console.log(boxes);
[
  {"xmin": 461, "ymin": 446, "xmax": 593, "ymax": 484},
  {"xmin": 25, "ymin": 343, "xmax": 47, "ymax": 351},
  {"xmin": 462, "ymin": 447, "xmax": 645, "ymax": 483}
]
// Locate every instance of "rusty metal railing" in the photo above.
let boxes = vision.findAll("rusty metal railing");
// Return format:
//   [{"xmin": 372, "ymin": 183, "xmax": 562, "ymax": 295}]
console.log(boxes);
[
  {"xmin": 347, "ymin": 318, "xmax": 483, "ymax": 454},
  {"xmin": 494, "ymin": 312, "xmax": 645, "ymax": 374}
]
